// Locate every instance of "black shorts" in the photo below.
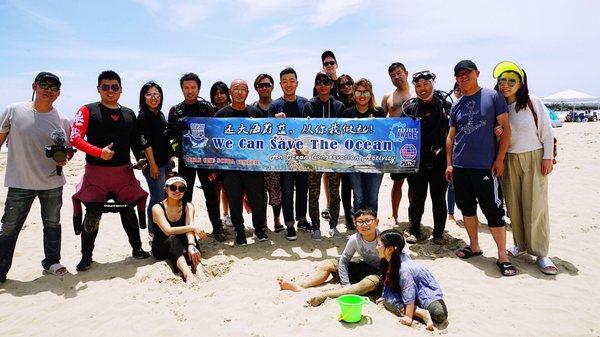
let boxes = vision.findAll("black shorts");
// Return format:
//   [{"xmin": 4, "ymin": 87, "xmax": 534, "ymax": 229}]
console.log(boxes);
[
  {"xmin": 390, "ymin": 173, "xmax": 408, "ymax": 182},
  {"xmin": 332, "ymin": 259, "xmax": 382, "ymax": 289},
  {"xmin": 452, "ymin": 167, "xmax": 505, "ymax": 227}
]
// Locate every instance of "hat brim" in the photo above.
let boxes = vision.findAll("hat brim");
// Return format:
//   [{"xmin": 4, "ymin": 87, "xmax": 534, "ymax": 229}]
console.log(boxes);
[{"xmin": 493, "ymin": 61, "xmax": 524, "ymax": 80}]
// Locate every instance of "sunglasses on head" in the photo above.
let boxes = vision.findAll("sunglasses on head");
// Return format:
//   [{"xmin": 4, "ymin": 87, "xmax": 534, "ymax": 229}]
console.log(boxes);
[
  {"xmin": 497, "ymin": 78, "xmax": 518, "ymax": 87},
  {"xmin": 37, "ymin": 82, "xmax": 60, "ymax": 92},
  {"xmin": 256, "ymin": 82, "xmax": 272, "ymax": 89},
  {"xmin": 315, "ymin": 79, "xmax": 332, "ymax": 86},
  {"xmin": 168, "ymin": 185, "xmax": 186, "ymax": 192},
  {"xmin": 323, "ymin": 61, "xmax": 336, "ymax": 67},
  {"xmin": 100, "ymin": 84, "xmax": 120, "ymax": 92}
]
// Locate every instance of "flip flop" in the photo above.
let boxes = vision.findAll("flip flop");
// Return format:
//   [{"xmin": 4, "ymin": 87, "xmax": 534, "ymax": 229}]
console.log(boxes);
[
  {"xmin": 45, "ymin": 263, "xmax": 68, "ymax": 277},
  {"xmin": 507, "ymin": 246, "xmax": 524, "ymax": 257},
  {"xmin": 496, "ymin": 261, "xmax": 517, "ymax": 277},
  {"xmin": 456, "ymin": 246, "xmax": 483, "ymax": 259},
  {"xmin": 537, "ymin": 257, "xmax": 558, "ymax": 275}
]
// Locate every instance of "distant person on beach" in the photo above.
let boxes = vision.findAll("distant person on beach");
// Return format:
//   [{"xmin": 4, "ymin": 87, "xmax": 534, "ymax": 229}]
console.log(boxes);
[
  {"xmin": 251, "ymin": 74, "xmax": 283, "ymax": 232},
  {"xmin": 165, "ymin": 73, "xmax": 226, "ymax": 242},
  {"xmin": 336, "ymin": 74, "xmax": 356, "ymax": 230},
  {"xmin": 342, "ymin": 78, "xmax": 386, "ymax": 213},
  {"xmin": 277, "ymin": 207, "xmax": 382, "ymax": 306},
  {"xmin": 377, "ymin": 229, "xmax": 447, "ymax": 331},
  {"xmin": 216, "ymin": 79, "xmax": 268, "ymax": 246},
  {"xmin": 445, "ymin": 60, "xmax": 516, "ymax": 277},
  {"xmin": 304, "ymin": 71, "xmax": 345, "ymax": 240},
  {"xmin": 493, "ymin": 61, "xmax": 557, "ymax": 275},
  {"xmin": 152, "ymin": 174, "xmax": 206, "ymax": 284},
  {"xmin": 403, "ymin": 71, "xmax": 451, "ymax": 245},
  {"xmin": 268, "ymin": 67, "xmax": 310, "ymax": 241},
  {"xmin": 137, "ymin": 81, "xmax": 172, "ymax": 240},
  {"xmin": 0, "ymin": 72, "xmax": 73, "ymax": 282},
  {"xmin": 382, "ymin": 62, "xmax": 413, "ymax": 225},
  {"xmin": 70, "ymin": 70, "xmax": 150, "ymax": 271}
]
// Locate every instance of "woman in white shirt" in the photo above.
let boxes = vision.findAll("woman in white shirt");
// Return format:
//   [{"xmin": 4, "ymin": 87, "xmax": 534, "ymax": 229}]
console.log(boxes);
[{"xmin": 493, "ymin": 61, "xmax": 557, "ymax": 275}]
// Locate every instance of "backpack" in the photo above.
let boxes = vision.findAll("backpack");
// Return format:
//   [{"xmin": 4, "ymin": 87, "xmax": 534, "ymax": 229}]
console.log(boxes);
[{"xmin": 527, "ymin": 99, "xmax": 558, "ymax": 164}]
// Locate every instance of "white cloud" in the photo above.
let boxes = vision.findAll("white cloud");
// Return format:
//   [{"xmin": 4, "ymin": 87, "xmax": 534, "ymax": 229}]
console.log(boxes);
[
  {"xmin": 168, "ymin": 1, "xmax": 213, "ymax": 28},
  {"xmin": 263, "ymin": 24, "xmax": 295, "ymax": 44},
  {"xmin": 308, "ymin": 0, "xmax": 367, "ymax": 27},
  {"xmin": 235, "ymin": 0, "xmax": 300, "ymax": 22}
]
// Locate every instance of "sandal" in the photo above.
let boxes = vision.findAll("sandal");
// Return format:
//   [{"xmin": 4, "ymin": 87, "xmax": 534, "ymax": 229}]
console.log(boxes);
[
  {"xmin": 496, "ymin": 261, "xmax": 517, "ymax": 277},
  {"xmin": 455, "ymin": 246, "xmax": 483, "ymax": 259},
  {"xmin": 537, "ymin": 256, "xmax": 558, "ymax": 275},
  {"xmin": 321, "ymin": 208, "xmax": 330, "ymax": 220},
  {"xmin": 45, "ymin": 263, "xmax": 68, "ymax": 276},
  {"xmin": 507, "ymin": 246, "xmax": 524, "ymax": 257}
]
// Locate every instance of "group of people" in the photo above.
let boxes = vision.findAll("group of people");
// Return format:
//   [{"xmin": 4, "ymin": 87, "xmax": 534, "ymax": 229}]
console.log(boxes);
[{"xmin": 0, "ymin": 51, "xmax": 557, "ymax": 328}]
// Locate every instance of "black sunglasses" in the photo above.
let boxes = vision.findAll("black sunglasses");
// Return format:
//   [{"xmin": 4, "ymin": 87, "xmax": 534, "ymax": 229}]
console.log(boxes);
[
  {"xmin": 168, "ymin": 185, "xmax": 186, "ymax": 193},
  {"xmin": 323, "ymin": 61, "xmax": 336, "ymax": 67},
  {"xmin": 37, "ymin": 82, "xmax": 60, "ymax": 92},
  {"xmin": 100, "ymin": 84, "xmax": 120, "ymax": 92},
  {"xmin": 338, "ymin": 81, "xmax": 352, "ymax": 88},
  {"xmin": 315, "ymin": 79, "xmax": 332, "ymax": 86},
  {"xmin": 256, "ymin": 83, "xmax": 272, "ymax": 89}
]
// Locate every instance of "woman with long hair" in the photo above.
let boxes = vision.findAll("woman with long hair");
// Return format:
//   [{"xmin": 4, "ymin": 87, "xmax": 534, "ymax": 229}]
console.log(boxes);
[
  {"xmin": 152, "ymin": 174, "xmax": 206, "ymax": 284},
  {"xmin": 137, "ymin": 81, "xmax": 173, "ymax": 236},
  {"xmin": 493, "ymin": 61, "xmax": 557, "ymax": 275},
  {"xmin": 336, "ymin": 74, "xmax": 355, "ymax": 108},
  {"xmin": 342, "ymin": 78, "xmax": 386, "ymax": 213},
  {"xmin": 377, "ymin": 229, "xmax": 447, "ymax": 330}
]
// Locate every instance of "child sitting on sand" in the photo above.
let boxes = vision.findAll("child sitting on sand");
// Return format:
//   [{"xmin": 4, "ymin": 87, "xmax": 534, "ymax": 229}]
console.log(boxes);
[
  {"xmin": 277, "ymin": 207, "xmax": 381, "ymax": 306},
  {"xmin": 152, "ymin": 174, "xmax": 207, "ymax": 284},
  {"xmin": 377, "ymin": 229, "xmax": 448, "ymax": 331}
]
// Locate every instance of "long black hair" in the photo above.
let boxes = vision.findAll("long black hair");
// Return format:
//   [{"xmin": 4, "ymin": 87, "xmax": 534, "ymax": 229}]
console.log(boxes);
[
  {"xmin": 379, "ymin": 229, "xmax": 405, "ymax": 292},
  {"xmin": 495, "ymin": 70, "xmax": 530, "ymax": 112},
  {"xmin": 336, "ymin": 74, "xmax": 355, "ymax": 108},
  {"xmin": 139, "ymin": 81, "xmax": 164, "ymax": 112},
  {"xmin": 210, "ymin": 81, "xmax": 232, "ymax": 108}
]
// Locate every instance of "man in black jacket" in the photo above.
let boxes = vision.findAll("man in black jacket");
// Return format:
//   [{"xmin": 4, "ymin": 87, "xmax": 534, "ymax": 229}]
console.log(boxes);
[
  {"xmin": 403, "ymin": 71, "xmax": 451, "ymax": 245},
  {"xmin": 165, "ymin": 73, "xmax": 226, "ymax": 242}
]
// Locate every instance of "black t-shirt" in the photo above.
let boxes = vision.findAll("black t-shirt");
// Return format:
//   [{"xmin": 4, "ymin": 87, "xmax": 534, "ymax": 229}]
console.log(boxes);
[
  {"xmin": 250, "ymin": 101, "xmax": 270, "ymax": 115},
  {"xmin": 137, "ymin": 110, "xmax": 172, "ymax": 167},
  {"xmin": 84, "ymin": 103, "xmax": 141, "ymax": 166},
  {"xmin": 342, "ymin": 106, "xmax": 386, "ymax": 118},
  {"xmin": 215, "ymin": 105, "xmax": 265, "ymax": 118}
]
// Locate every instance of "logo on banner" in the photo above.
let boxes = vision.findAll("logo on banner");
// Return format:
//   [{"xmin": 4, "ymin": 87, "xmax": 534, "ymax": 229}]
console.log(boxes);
[
  {"xmin": 400, "ymin": 144, "xmax": 417, "ymax": 160},
  {"xmin": 189, "ymin": 123, "xmax": 208, "ymax": 148}
]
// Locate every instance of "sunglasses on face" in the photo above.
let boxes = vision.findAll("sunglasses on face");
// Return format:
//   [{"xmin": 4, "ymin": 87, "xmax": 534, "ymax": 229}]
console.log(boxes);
[
  {"xmin": 338, "ymin": 82, "xmax": 352, "ymax": 88},
  {"xmin": 37, "ymin": 82, "xmax": 60, "ymax": 92},
  {"xmin": 315, "ymin": 79, "xmax": 332, "ymax": 86},
  {"xmin": 354, "ymin": 90, "xmax": 371, "ymax": 98},
  {"xmin": 323, "ymin": 61, "xmax": 336, "ymax": 67},
  {"xmin": 355, "ymin": 218, "xmax": 376, "ymax": 226},
  {"xmin": 100, "ymin": 84, "xmax": 120, "ymax": 92},
  {"xmin": 497, "ymin": 78, "xmax": 518, "ymax": 87},
  {"xmin": 168, "ymin": 185, "xmax": 186, "ymax": 193},
  {"xmin": 256, "ymin": 83, "xmax": 272, "ymax": 89},
  {"xmin": 144, "ymin": 92, "xmax": 161, "ymax": 98}
]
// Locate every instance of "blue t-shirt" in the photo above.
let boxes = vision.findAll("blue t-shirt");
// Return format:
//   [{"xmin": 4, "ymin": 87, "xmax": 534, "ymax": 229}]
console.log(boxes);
[
  {"xmin": 267, "ymin": 96, "xmax": 308, "ymax": 118},
  {"xmin": 449, "ymin": 88, "xmax": 508, "ymax": 169}
]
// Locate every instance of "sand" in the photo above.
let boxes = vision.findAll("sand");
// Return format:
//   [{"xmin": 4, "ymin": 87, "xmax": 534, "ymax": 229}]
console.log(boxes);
[{"xmin": 0, "ymin": 122, "xmax": 599, "ymax": 337}]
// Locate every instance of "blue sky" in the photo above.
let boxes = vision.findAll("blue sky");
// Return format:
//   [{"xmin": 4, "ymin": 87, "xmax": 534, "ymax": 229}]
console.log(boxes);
[{"xmin": 1, "ymin": 0, "xmax": 598, "ymax": 117}]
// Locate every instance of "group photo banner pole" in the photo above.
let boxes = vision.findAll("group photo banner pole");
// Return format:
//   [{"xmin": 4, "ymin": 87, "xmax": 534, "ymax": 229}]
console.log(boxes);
[{"xmin": 183, "ymin": 117, "xmax": 421, "ymax": 173}]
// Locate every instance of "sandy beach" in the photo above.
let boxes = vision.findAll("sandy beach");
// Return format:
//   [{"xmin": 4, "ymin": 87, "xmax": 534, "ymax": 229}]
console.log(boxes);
[{"xmin": 0, "ymin": 122, "xmax": 599, "ymax": 337}]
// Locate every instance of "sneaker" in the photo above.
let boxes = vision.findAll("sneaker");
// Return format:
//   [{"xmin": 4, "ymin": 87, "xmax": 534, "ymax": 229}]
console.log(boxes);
[
  {"xmin": 321, "ymin": 208, "xmax": 331, "ymax": 220},
  {"xmin": 76, "ymin": 256, "xmax": 93, "ymax": 271},
  {"xmin": 297, "ymin": 221, "xmax": 312, "ymax": 232},
  {"xmin": 132, "ymin": 248, "xmax": 151, "ymax": 259},
  {"xmin": 405, "ymin": 234, "xmax": 418, "ymax": 244},
  {"xmin": 222, "ymin": 215, "xmax": 233, "ymax": 228},
  {"xmin": 311, "ymin": 229, "xmax": 322, "ymax": 241},
  {"xmin": 213, "ymin": 230, "xmax": 227, "ymax": 242},
  {"xmin": 274, "ymin": 224, "xmax": 285, "ymax": 233},
  {"xmin": 329, "ymin": 228, "xmax": 343, "ymax": 239},
  {"xmin": 235, "ymin": 233, "xmax": 248, "ymax": 246},
  {"xmin": 255, "ymin": 230, "xmax": 269, "ymax": 242},
  {"xmin": 286, "ymin": 226, "xmax": 297, "ymax": 241}
]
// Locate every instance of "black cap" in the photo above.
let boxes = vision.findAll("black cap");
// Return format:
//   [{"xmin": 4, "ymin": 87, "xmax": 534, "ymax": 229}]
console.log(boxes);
[
  {"xmin": 34, "ymin": 72, "xmax": 61, "ymax": 87},
  {"xmin": 454, "ymin": 60, "xmax": 478, "ymax": 76},
  {"xmin": 315, "ymin": 71, "xmax": 332, "ymax": 81},
  {"xmin": 321, "ymin": 50, "xmax": 336, "ymax": 62}
]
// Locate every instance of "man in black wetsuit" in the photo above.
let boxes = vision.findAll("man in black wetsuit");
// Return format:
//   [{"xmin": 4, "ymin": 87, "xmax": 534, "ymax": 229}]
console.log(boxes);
[
  {"xmin": 165, "ymin": 73, "xmax": 226, "ymax": 242},
  {"xmin": 71, "ymin": 70, "xmax": 150, "ymax": 271},
  {"xmin": 403, "ymin": 71, "xmax": 451, "ymax": 245},
  {"xmin": 216, "ymin": 79, "xmax": 268, "ymax": 246}
]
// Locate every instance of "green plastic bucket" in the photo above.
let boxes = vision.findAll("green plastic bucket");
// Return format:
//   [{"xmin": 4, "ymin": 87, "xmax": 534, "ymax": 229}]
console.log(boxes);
[{"xmin": 337, "ymin": 295, "xmax": 369, "ymax": 323}]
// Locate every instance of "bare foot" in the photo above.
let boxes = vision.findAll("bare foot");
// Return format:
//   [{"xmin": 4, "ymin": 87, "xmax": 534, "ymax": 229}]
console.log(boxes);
[
  {"xmin": 447, "ymin": 214, "xmax": 455, "ymax": 221},
  {"xmin": 184, "ymin": 273, "xmax": 198, "ymax": 285},
  {"xmin": 277, "ymin": 277, "xmax": 304, "ymax": 292},
  {"xmin": 307, "ymin": 294, "xmax": 327, "ymax": 307},
  {"xmin": 414, "ymin": 307, "xmax": 434, "ymax": 331}
]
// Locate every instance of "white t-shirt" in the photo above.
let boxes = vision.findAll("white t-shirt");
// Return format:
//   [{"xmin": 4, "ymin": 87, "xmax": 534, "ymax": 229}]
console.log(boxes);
[
  {"xmin": 507, "ymin": 95, "xmax": 554, "ymax": 159},
  {"xmin": 0, "ymin": 101, "xmax": 72, "ymax": 189}
]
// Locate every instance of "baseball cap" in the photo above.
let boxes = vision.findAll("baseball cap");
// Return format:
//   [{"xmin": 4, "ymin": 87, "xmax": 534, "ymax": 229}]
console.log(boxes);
[
  {"xmin": 34, "ymin": 72, "xmax": 61, "ymax": 87},
  {"xmin": 315, "ymin": 71, "xmax": 332, "ymax": 81},
  {"xmin": 454, "ymin": 60, "xmax": 478, "ymax": 76},
  {"xmin": 493, "ymin": 61, "xmax": 524, "ymax": 80},
  {"xmin": 321, "ymin": 50, "xmax": 336, "ymax": 62}
]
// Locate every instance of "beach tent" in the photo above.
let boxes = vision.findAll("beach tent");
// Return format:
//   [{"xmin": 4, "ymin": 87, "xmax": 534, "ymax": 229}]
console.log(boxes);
[
  {"xmin": 542, "ymin": 89, "xmax": 598, "ymax": 103},
  {"xmin": 546, "ymin": 107, "xmax": 562, "ymax": 127}
]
